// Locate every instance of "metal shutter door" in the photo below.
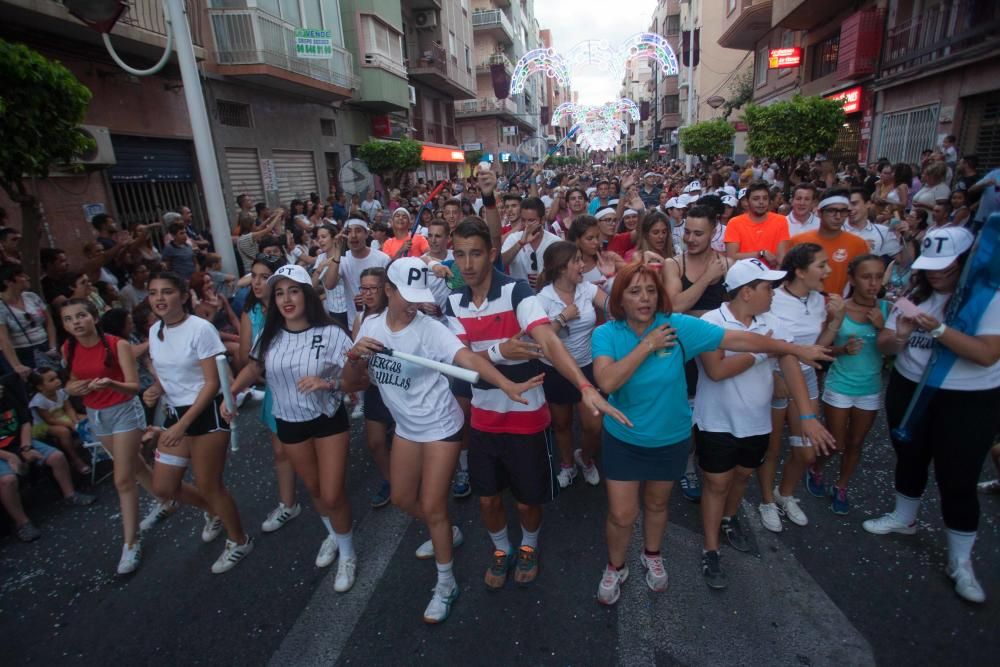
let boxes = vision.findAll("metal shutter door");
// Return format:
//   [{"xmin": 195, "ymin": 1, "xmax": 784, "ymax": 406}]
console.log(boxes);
[
  {"xmin": 877, "ymin": 104, "xmax": 938, "ymax": 165},
  {"xmin": 961, "ymin": 92, "xmax": 1000, "ymax": 170},
  {"xmin": 272, "ymin": 149, "xmax": 319, "ymax": 204},
  {"xmin": 224, "ymin": 147, "xmax": 264, "ymax": 206}
]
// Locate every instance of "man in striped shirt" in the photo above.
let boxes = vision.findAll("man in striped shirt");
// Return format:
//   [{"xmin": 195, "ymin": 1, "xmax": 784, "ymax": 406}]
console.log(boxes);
[{"xmin": 446, "ymin": 219, "xmax": 629, "ymax": 590}]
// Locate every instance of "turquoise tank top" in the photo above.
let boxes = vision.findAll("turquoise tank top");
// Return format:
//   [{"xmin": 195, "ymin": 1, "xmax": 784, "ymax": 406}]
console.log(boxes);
[{"xmin": 825, "ymin": 301, "xmax": 890, "ymax": 396}]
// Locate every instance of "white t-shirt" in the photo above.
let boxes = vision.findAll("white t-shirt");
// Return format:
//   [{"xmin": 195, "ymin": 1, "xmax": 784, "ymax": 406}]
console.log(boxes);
[
  {"xmin": 358, "ymin": 311, "xmax": 465, "ymax": 441},
  {"xmin": 29, "ymin": 388, "xmax": 69, "ymax": 424},
  {"xmin": 360, "ymin": 199, "xmax": 382, "ymax": 219},
  {"xmin": 255, "ymin": 324, "xmax": 352, "ymax": 422},
  {"xmin": 425, "ymin": 251, "xmax": 454, "ymax": 316},
  {"xmin": 786, "ymin": 212, "xmax": 819, "ymax": 236},
  {"xmin": 315, "ymin": 252, "xmax": 348, "ymax": 314},
  {"xmin": 340, "ymin": 249, "xmax": 390, "ymax": 331},
  {"xmin": 843, "ymin": 220, "xmax": 901, "ymax": 257},
  {"xmin": 887, "ymin": 291, "xmax": 1000, "ymax": 391},
  {"xmin": 711, "ymin": 223, "xmax": 727, "ymax": 253},
  {"xmin": 694, "ymin": 306, "xmax": 793, "ymax": 437},
  {"xmin": 148, "ymin": 316, "xmax": 226, "ymax": 408},
  {"xmin": 501, "ymin": 230, "xmax": 562, "ymax": 282},
  {"xmin": 536, "ymin": 282, "xmax": 598, "ymax": 366},
  {"xmin": 770, "ymin": 286, "xmax": 826, "ymax": 372}
]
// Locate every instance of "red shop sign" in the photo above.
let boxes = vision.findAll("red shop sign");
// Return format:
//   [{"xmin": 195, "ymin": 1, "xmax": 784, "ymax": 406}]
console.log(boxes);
[
  {"xmin": 826, "ymin": 86, "xmax": 863, "ymax": 114},
  {"xmin": 768, "ymin": 47, "xmax": 802, "ymax": 69}
]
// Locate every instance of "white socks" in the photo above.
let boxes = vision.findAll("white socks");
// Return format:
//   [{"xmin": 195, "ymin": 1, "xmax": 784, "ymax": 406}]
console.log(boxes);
[
  {"xmin": 945, "ymin": 528, "xmax": 976, "ymax": 566},
  {"xmin": 521, "ymin": 525, "xmax": 539, "ymax": 549},
  {"xmin": 335, "ymin": 530, "xmax": 355, "ymax": 560},
  {"xmin": 321, "ymin": 516, "xmax": 335, "ymax": 536},
  {"xmin": 436, "ymin": 560, "xmax": 456, "ymax": 588},
  {"xmin": 489, "ymin": 527, "xmax": 511, "ymax": 555},
  {"xmin": 892, "ymin": 491, "xmax": 921, "ymax": 525}
]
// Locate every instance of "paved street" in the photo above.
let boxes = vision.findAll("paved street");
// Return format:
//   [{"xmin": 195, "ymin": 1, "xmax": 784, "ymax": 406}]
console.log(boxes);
[{"xmin": 2, "ymin": 404, "xmax": 997, "ymax": 666}]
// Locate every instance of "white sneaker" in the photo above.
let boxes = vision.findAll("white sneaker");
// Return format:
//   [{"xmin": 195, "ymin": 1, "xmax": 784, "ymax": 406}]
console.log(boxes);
[
  {"xmin": 249, "ymin": 388, "xmax": 266, "ymax": 403},
  {"xmin": 350, "ymin": 400, "xmax": 364, "ymax": 420},
  {"xmin": 556, "ymin": 465, "xmax": 577, "ymax": 488},
  {"xmin": 597, "ymin": 564, "xmax": 629, "ymax": 605},
  {"xmin": 139, "ymin": 500, "xmax": 178, "ymax": 533},
  {"xmin": 862, "ymin": 512, "xmax": 917, "ymax": 536},
  {"xmin": 946, "ymin": 560, "xmax": 986, "ymax": 603},
  {"xmin": 773, "ymin": 487, "xmax": 808, "ymax": 526},
  {"xmin": 201, "ymin": 513, "xmax": 224, "ymax": 543},
  {"xmin": 640, "ymin": 552, "xmax": 668, "ymax": 592},
  {"xmin": 758, "ymin": 502, "xmax": 783, "ymax": 533},
  {"xmin": 117, "ymin": 542, "xmax": 141, "ymax": 575},
  {"xmin": 335, "ymin": 556, "xmax": 357, "ymax": 592},
  {"xmin": 415, "ymin": 525, "xmax": 464, "ymax": 560},
  {"xmin": 315, "ymin": 535, "xmax": 338, "ymax": 568},
  {"xmin": 574, "ymin": 449, "xmax": 601, "ymax": 486},
  {"xmin": 261, "ymin": 502, "xmax": 301, "ymax": 533},
  {"xmin": 423, "ymin": 580, "xmax": 459, "ymax": 624},
  {"xmin": 235, "ymin": 390, "xmax": 251, "ymax": 408},
  {"xmin": 211, "ymin": 536, "xmax": 254, "ymax": 574}
]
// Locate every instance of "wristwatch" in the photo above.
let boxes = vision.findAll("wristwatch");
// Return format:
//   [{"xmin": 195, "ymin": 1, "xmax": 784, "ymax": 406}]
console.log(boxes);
[{"xmin": 928, "ymin": 323, "xmax": 947, "ymax": 339}]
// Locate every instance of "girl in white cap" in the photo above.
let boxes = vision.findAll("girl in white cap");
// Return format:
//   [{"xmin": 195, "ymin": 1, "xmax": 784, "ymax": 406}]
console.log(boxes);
[{"xmin": 866, "ymin": 227, "xmax": 999, "ymax": 603}]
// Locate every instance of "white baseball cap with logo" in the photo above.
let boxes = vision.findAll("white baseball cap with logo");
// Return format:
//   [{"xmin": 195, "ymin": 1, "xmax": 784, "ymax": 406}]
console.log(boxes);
[
  {"xmin": 912, "ymin": 227, "xmax": 975, "ymax": 271},
  {"xmin": 723, "ymin": 258, "xmax": 787, "ymax": 291},
  {"xmin": 683, "ymin": 180, "xmax": 702, "ymax": 193},
  {"xmin": 267, "ymin": 263, "xmax": 312, "ymax": 287},
  {"xmin": 387, "ymin": 257, "xmax": 435, "ymax": 303}
]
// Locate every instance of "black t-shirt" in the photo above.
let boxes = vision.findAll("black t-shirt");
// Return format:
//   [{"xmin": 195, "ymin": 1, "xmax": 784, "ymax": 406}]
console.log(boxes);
[
  {"xmin": 0, "ymin": 377, "xmax": 29, "ymax": 450},
  {"xmin": 954, "ymin": 171, "xmax": 982, "ymax": 205}
]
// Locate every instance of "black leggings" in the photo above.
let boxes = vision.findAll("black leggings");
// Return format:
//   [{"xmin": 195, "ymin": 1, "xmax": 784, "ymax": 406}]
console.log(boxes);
[{"xmin": 885, "ymin": 371, "xmax": 1000, "ymax": 532}]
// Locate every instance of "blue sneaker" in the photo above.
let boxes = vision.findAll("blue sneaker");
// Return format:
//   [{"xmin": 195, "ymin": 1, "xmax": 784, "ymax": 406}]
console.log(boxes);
[
  {"xmin": 680, "ymin": 471, "xmax": 701, "ymax": 503},
  {"xmin": 371, "ymin": 479, "xmax": 391, "ymax": 508},
  {"xmin": 830, "ymin": 485, "xmax": 849, "ymax": 515},
  {"xmin": 452, "ymin": 470, "xmax": 471, "ymax": 499},
  {"xmin": 805, "ymin": 466, "xmax": 826, "ymax": 498}
]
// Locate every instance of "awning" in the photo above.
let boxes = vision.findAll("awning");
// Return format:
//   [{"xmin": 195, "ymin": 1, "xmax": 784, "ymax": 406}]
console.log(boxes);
[{"xmin": 421, "ymin": 142, "xmax": 465, "ymax": 163}]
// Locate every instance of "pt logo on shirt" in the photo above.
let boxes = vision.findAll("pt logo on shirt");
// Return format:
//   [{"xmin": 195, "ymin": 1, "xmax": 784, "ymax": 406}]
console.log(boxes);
[{"xmin": 310, "ymin": 334, "xmax": 325, "ymax": 360}]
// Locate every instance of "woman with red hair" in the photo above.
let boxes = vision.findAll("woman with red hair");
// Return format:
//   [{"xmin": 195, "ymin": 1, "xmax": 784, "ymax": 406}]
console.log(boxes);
[{"xmin": 591, "ymin": 261, "xmax": 834, "ymax": 605}]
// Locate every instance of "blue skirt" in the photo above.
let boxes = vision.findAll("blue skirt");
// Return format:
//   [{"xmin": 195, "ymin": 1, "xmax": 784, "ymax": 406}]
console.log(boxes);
[{"xmin": 602, "ymin": 431, "xmax": 691, "ymax": 481}]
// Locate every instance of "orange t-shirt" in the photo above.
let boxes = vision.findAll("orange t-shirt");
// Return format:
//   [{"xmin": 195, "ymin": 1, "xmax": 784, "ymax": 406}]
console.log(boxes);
[
  {"xmin": 788, "ymin": 229, "xmax": 870, "ymax": 295},
  {"xmin": 381, "ymin": 234, "xmax": 429, "ymax": 259},
  {"xmin": 723, "ymin": 213, "xmax": 790, "ymax": 258}
]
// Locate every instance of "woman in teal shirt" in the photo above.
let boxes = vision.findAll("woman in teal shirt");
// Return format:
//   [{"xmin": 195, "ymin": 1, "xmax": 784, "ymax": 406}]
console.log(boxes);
[
  {"xmin": 817, "ymin": 255, "xmax": 890, "ymax": 515},
  {"xmin": 591, "ymin": 261, "xmax": 834, "ymax": 606}
]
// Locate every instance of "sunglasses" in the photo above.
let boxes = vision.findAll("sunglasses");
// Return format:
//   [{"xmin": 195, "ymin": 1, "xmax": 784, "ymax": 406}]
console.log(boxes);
[
  {"xmin": 254, "ymin": 253, "xmax": 287, "ymax": 269},
  {"xmin": 529, "ymin": 251, "xmax": 538, "ymax": 272}
]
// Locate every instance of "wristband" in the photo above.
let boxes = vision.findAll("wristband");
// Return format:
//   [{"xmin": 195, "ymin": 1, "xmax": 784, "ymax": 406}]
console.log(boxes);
[
  {"xmin": 799, "ymin": 413, "xmax": 817, "ymax": 421},
  {"xmin": 928, "ymin": 323, "xmax": 947, "ymax": 339},
  {"xmin": 578, "ymin": 383, "xmax": 594, "ymax": 393},
  {"xmin": 346, "ymin": 350, "xmax": 361, "ymax": 362},
  {"xmin": 482, "ymin": 192, "xmax": 497, "ymax": 209},
  {"xmin": 488, "ymin": 343, "xmax": 506, "ymax": 364}
]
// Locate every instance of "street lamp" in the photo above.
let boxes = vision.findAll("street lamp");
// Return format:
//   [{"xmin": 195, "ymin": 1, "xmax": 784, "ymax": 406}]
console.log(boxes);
[
  {"xmin": 62, "ymin": 0, "xmax": 238, "ymax": 274},
  {"xmin": 706, "ymin": 95, "xmax": 725, "ymax": 110}
]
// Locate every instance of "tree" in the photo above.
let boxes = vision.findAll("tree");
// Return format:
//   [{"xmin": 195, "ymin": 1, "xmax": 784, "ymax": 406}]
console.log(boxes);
[
  {"xmin": 357, "ymin": 138, "xmax": 424, "ymax": 190},
  {"xmin": 678, "ymin": 119, "xmax": 735, "ymax": 164},
  {"xmin": 723, "ymin": 65, "xmax": 754, "ymax": 120},
  {"xmin": 744, "ymin": 95, "xmax": 846, "ymax": 180},
  {"xmin": 0, "ymin": 40, "xmax": 93, "ymax": 285},
  {"xmin": 464, "ymin": 150, "xmax": 484, "ymax": 166}
]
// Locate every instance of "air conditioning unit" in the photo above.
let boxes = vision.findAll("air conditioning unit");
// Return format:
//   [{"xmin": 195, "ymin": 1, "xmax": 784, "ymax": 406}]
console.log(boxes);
[
  {"xmin": 414, "ymin": 10, "xmax": 437, "ymax": 29},
  {"xmin": 73, "ymin": 125, "xmax": 116, "ymax": 166},
  {"xmin": 408, "ymin": 85, "xmax": 417, "ymax": 105}
]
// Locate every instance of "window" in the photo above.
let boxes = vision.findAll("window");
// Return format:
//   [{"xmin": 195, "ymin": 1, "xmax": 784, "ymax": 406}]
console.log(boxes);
[
  {"xmin": 727, "ymin": 0, "xmax": 737, "ymax": 16},
  {"xmin": 663, "ymin": 95, "xmax": 679, "ymax": 114},
  {"xmin": 320, "ymin": 118, "xmax": 336, "ymax": 136},
  {"xmin": 217, "ymin": 100, "xmax": 253, "ymax": 128},
  {"xmin": 809, "ymin": 31, "xmax": 840, "ymax": 81},
  {"xmin": 665, "ymin": 15, "xmax": 680, "ymax": 36},
  {"xmin": 779, "ymin": 31, "xmax": 795, "ymax": 78},
  {"xmin": 362, "ymin": 15, "xmax": 403, "ymax": 67},
  {"xmin": 449, "ymin": 31, "xmax": 456, "ymax": 56},
  {"xmin": 465, "ymin": 46, "xmax": 471, "ymax": 71},
  {"xmin": 755, "ymin": 46, "xmax": 768, "ymax": 87}
]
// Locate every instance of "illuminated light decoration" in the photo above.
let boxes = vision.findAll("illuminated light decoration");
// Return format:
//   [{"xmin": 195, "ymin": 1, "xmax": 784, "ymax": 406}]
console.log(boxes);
[
  {"xmin": 565, "ymin": 40, "xmax": 624, "ymax": 81},
  {"xmin": 579, "ymin": 119, "xmax": 628, "ymax": 136},
  {"xmin": 767, "ymin": 47, "xmax": 802, "ymax": 69},
  {"xmin": 550, "ymin": 102, "xmax": 577, "ymax": 127},
  {"xmin": 510, "ymin": 48, "xmax": 571, "ymax": 95},
  {"xmin": 619, "ymin": 32, "xmax": 680, "ymax": 76},
  {"xmin": 606, "ymin": 98, "xmax": 640, "ymax": 123}
]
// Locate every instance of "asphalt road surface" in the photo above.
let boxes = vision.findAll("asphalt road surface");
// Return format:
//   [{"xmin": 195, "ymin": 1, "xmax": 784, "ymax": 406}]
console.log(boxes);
[{"xmin": 2, "ymin": 401, "xmax": 997, "ymax": 666}]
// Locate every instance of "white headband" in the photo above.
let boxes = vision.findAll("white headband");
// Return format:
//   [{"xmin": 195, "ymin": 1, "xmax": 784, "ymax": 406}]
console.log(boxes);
[
  {"xmin": 594, "ymin": 208, "xmax": 617, "ymax": 220},
  {"xmin": 818, "ymin": 196, "xmax": 850, "ymax": 210},
  {"xmin": 623, "ymin": 209, "xmax": 638, "ymax": 217}
]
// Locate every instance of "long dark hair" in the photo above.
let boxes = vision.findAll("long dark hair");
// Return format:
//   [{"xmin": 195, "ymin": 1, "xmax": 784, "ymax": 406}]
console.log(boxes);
[
  {"xmin": 567, "ymin": 215, "xmax": 599, "ymax": 243},
  {"xmin": 59, "ymin": 298, "xmax": 113, "ymax": 370},
  {"xmin": 538, "ymin": 241, "xmax": 579, "ymax": 289},
  {"xmin": 243, "ymin": 254, "xmax": 287, "ymax": 314},
  {"xmin": 359, "ymin": 267, "xmax": 388, "ymax": 319},
  {"xmin": 906, "ymin": 249, "xmax": 971, "ymax": 306},
  {"xmin": 253, "ymin": 279, "xmax": 337, "ymax": 367},
  {"xmin": 148, "ymin": 272, "xmax": 192, "ymax": 341},
  {"xmin": 780, "ymin": 243, "xmax": 823, "ymax": 284}
]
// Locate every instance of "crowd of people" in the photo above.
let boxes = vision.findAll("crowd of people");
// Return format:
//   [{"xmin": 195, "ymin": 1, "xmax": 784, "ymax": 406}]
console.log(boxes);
[{"xmin": 1, "ymin": 144, "xmax": 998, "ymax": 623}]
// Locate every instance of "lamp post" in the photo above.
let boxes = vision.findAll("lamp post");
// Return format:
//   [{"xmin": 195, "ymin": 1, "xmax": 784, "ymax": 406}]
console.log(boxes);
[{"xmin": 65, "ymin": 0, "xmax": 238, "ymax": 274}]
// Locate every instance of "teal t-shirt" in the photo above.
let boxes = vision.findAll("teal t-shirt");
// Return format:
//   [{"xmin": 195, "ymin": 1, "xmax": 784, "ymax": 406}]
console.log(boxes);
[
  {"xmin": 592, "ymin": 312, "xmax": 725, "ymax": 447},
  {"xmin": 825, "ymin": 301, "xmax": 890, "ymax": 396}
]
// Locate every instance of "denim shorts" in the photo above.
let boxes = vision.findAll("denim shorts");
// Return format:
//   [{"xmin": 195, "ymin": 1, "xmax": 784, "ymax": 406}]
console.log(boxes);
[
  {"xmin": 86, "ymin": 396, "xmax": 147, "ymax": 438},
  {"xmin": 0, "ymin": 440, "xmax": 58, "ymax": 477},
  {"xmin": 771, "ymin": 366, "xmax": 819, "ymax": 410}
]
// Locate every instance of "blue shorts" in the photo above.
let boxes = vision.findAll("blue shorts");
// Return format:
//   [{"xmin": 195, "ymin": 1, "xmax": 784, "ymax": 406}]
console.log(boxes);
[{"xmin": 0, "ymin": 440, "xmax": 59, "ymax": 477}]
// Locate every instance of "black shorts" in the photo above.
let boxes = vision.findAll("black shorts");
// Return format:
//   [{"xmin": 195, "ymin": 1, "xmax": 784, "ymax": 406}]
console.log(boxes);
[
  {"xmin": 695, "ymin": 427, "xmax": 768, "ymax": 474},
  {"xmin": 542, "ymin": 363, "xmax": 595, "ymax": 405},
  {"xmin": 451, "ymin": 377, "xmax": 472, "ymax": 399},
  {"xmin": 275, "ymin": 405, "xmax": 350, "ymax": 445},
  {"xmin": 164, "ymin": 395, "xmax": 229, "ymax": 437},
  {"xmin": 469, "ymin": 429, "xmax": 557, "ymax": 505},
  {"xmin": 363, "ymin": 384, "xmax": 394, "ymax": 425},
  {"xmin": 328, "ymin": 311, "xmax": 349, "ymax": 330}
]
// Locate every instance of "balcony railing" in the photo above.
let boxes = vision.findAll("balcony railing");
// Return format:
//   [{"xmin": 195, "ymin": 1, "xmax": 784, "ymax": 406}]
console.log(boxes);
[
  {"xmin": 119, "ymin": 0, "xmax": 203, "ymax": 46},
  {"xmin": 476, "ymin": 52, "xmax": 513, "ymax": 75},
  {"xmin": 472, "ymin": 9, "xmax": 514, "ymax": 42},
  {"xmin": 455, "ymin": 96, "xmax": 518, "ymax": 117},
  {"xmin": 881, "ymin": 0, "xmax": 1000, "ymax": 77},
  {"xmin": 410, "ymin": 42, "xmax": 448, "ymax": 76},
  {"xmin": 208, "ymin": 8, "xmax": 357, "ymax": 90}
]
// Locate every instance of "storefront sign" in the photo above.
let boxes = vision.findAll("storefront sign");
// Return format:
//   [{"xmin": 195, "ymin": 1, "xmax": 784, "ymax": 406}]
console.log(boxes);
[
  {"xmin": 499, "ymin": 152, "xmax": 512, "ymax": 163},
  {"xmin": 462, "ymin": 143, "xmax": 484, "ymax": 151},
  {"xmin": 295, "ymin": 29, "xmax": 333, "ymax": 59},
  {"xmin": 82, "ymin": 203, "xmax": 105, "ymax": 223},
  {"xmin": 826, "ymin": 87, "xmax": 863, "ymax": 114},
  {"xmin": 767, "ymin": 47, "xmax": 802, "ymax": 69},
  {"xmin": 260, "ymin": 159, "xmax": 278, "ymax": 192},
  {"xmin": 421, "ymin": 146, "xmax": 465, "ymax": 163}
]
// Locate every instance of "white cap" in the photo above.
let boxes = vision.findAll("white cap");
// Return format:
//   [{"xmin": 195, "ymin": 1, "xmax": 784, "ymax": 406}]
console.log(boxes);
[
  {"xmin": 608, "ymin": 198, "xmax": 620, "ymax": 206},
  {"xmin": 911, "ymin": 227, "xmax": 975, "ymax": 271},
  {"xmin": 387, "ymin": 257, "xmax": 435, "ymax": 303},
  {"xmin": 721, "ymin": 195, "xmax": 738, "ymax": 208},
  {"xmin": 267, "ymin": 263, "xmax": 312, "ymax": 287},
  {"xmin": 683, "ymin": 180, "xmax": 702, "ymax": 193},
  {"xmin": 345, "ymin": 218, "xmax": 369, "ymax": 230},
  {"xmin": 723, "ymin": 258, "xmax": 787, "ymax": 291},
  {"xmin": 737, "ymin": 188, "xmax": 748, "ymax": 200},
  {"xmin": 676, "ymin": 193, "xmax": 694, "ymax": 208},
  {"xmin": 594, "ymin": 207, "xmax": 617, "ymax": 220},
  {"xmin": 665, "ymin": 197, "xmax": 679, "ymax": 209},
  {"xmin": 720, "ymin": 185, "xmax": 736, "ymax": 197},
  {"xmin": 586, "ymin": 187, "xmax": 597, "ymax": 196}
]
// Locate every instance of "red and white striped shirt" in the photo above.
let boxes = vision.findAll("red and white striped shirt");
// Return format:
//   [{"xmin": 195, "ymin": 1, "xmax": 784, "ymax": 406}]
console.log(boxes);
[{"xmin": 446, "ymin": 270, "xmax": 550, "ymax": 434}]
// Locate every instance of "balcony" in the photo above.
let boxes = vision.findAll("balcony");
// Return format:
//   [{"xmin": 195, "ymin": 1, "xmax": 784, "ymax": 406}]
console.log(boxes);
[
  {"xmin": 455, "ymin": 96, "xmax": 519, "ymax": 123},
  {"xmin": 472, "ymin": 9, "xmax": 514, "ymax": 45},
  {"xmin": 120, "ymin": 0, "xmax": 202, "ymax": 46},
  {"xmin": 208, "ymin": 8, "xmax": 356, "ymax": 101},
  {"xmin": 413, "ymin": 119, "xmax": 457, "ymax": 146},
  {"xmin": 408, "ymin": 42, "xmax": 476, "ymax": 99},
  {"xmin": 476, "ymin": 52, "xmax": 514, "ymax": 76},
  {"xmin": 772, "ymin": 0, "xmax": 854, "ymax": 30},
  {"xmin": 718, "ymin": 0, "xmax": 772, "ymax": 50},
  {"xmin": 880, "ymin": 0, "xmax": 1000, "ymax": 81}
]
